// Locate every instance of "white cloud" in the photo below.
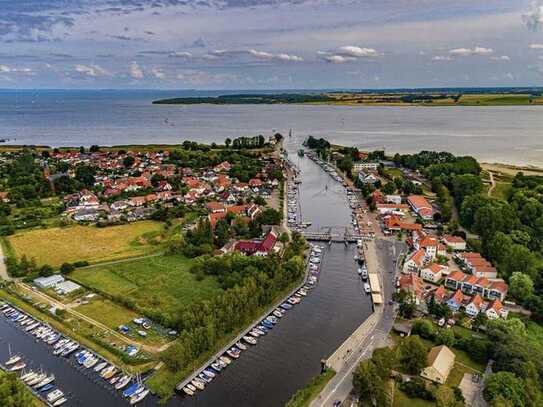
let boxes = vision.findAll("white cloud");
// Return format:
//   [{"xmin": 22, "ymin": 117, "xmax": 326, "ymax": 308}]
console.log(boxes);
[
  {"xmin": 74, "ymin": 64, "xmax": 109, "ymax": 77},
  {"xmin": 151, "ymin": 67, "xmax": 166, "ymax": 79},
  {"xmin": 530, "ymin": 43, "xmax": 543, "ymax": 49},
  {"xmin": 317, "ymin": 46, "xmax": 380, "ymax": 63},
  {"xmin": 449, "ymin": 46, "xmax": 493, "ymax": 56},
  {"xmin": 490, "ymin": 55, "xmax": 511, "ymax": 61},
  {"xmin": 129, "ymin": 61, "xmax": 144, "ymax": 79},
  {"xmin": 320, "ymin": 54, "xmax": 356, "ymax": 64},
  {"xmin": 336, "ymin": 46, "xmax": 379, "ymax": 58},
  {"xmin": 432, "ymin": 56, "xmax": 452, "ymax": 61},
  {"xmin": 0, "ymin": 64, "xmax": 33, "ymax": 74},
  {"xmin": 523, "ymin": 1, "xmax": 543, "ymax": 31},
  {"xmin": 169, "ymin": 51, "xmax": 192, "ymax": 58},
  {"xmin": 248, "ymin": 49, "xmax": 303, "ymax": 62}
]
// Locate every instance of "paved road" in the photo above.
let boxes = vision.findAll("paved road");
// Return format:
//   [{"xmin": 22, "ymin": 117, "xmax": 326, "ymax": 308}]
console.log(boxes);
[{"xmin": 311, "ymin": 237, "xmax": 405, "ymax": 407}]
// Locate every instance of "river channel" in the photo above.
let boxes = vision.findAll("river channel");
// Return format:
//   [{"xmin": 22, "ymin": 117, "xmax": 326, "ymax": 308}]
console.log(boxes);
[
  {"xmin": 0, "ymin": 140, "xmax": 373, "ymax": 407},
  {"xmin": 176, "ymin": 140, "xmax": 373, "ymax": 407}
]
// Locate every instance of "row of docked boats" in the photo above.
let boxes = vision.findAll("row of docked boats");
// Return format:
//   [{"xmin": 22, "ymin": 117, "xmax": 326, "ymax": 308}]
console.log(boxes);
[
  {"xmin": 4, "ymin": 354, "xmax": 67, "ymax": 406},
  {"xmin": 0, "ymin": 302, "xmax": 150, "ymax": 405},
  {"xmin": 175, "ymin": 251, "xmax": 319, "ymax": 398},
  {"xmin": 306, "ymin": 152, "xmax": 344, "ymax": 184},
  {"xmin": 308, "ymin": 244, "xmax": 323, "ymax": 286}
]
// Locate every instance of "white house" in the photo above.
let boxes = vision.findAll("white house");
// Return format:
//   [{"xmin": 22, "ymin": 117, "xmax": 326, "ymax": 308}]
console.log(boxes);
[
  {"xmin": 465, "ymin": 294, "xmax": 483, "ymax": 317},
  {"xmin": 485, "ymin": 299, "xmax": 507, "ymax": 319},
  {"xmin": 421, "ymin": 263, "xmax": 445, "ymax": 283},
  {"xmin": 403, "ymin": 249, "xmax": 426, "ymax": 274},
  {"xmin": 353, "ymin": 162, "xmax": 379, "ymax": 172},
  {"xmin": 386, "ymin": 195, "xmax": 402, "ymax": 205},
  {"xmin": 443, "ymin": 235, "xmax": 466, "ymax": 251}
]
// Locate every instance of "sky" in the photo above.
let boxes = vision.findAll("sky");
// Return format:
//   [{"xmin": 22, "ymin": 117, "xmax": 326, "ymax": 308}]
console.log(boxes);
[{"xmin": 1, "ymin": 0, "xmax": 543, "ymax": 89}]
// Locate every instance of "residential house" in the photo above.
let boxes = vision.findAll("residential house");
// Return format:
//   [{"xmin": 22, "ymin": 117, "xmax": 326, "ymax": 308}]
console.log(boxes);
[
  {"xmin": 234, "ymin": 231, "xmax": 278, "ymax": 256},
  {"xmin": 385, "ymin": 195, "xmax": 402, "ymax": 205},
  {"xmin": 444, "ymin": 271, "xmax": 508, "ymax": 301},
  {"xmin": 358, "ymin": 171, "xmax": 379, "ymax": 185},
  {"xmin": 398, "ymin": 272, "xmax": 424, "ymax": 305},
  {"xmin": 443, "ymin": 235, "xmax": 466, "ymax": 251},
  {"xmin": 486, "ymin": 299, "xmax": 508, "ymax": 320},
  {"xmin": 421, "ymin": 345, "xmax": 455, "ymax": 384},
  {"xmin": 446, "ymin": 289, "xmax": 465, "ymax": 312},
  {"xmin": 407, "ymin": 195, "xmax": 434, "ymax": 220},
  {"xmin": 353, "ymin": 162, "xmax": 379, "ymax": 172},
  {"xmin": 465, "ymin": 294, "xmax": 484, "ymax": 317},
  {"xmin": 377, "ymin": 204, "xmax": 410, "ymax": 216},
  {"xmin": 403, "ymin": 249, "xmax": 426, "ymax": 274},
  {"xmin": 421, "ymin": 263, "xmax": 445, "ymax": 283}
]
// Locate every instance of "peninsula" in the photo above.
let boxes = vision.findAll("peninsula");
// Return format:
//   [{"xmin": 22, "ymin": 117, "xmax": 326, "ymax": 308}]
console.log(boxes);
[{"xmin": 152, "ymin": 87, "xmax": 543, "ymax": 106}]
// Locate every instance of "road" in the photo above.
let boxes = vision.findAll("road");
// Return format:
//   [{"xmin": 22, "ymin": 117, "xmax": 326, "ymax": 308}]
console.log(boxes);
[
  {"xmin": 0, "ymin": 241, "xmax": 12, "ymax": 281},
  {"xmin": 311, "ymin": 237, "xmax": 405, "ymax": 407}
]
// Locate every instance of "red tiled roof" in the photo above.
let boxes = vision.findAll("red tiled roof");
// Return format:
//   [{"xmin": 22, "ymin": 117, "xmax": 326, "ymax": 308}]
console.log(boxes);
[{"xmin": 447, "ymin": 270, "xmax": 465, "ymax": 282}]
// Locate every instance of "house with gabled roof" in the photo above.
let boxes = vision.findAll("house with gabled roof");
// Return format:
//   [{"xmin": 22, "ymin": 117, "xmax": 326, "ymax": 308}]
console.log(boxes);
[
  {"xmin": 421, "ymin": 263, "xmax": 446, "ymax": 283},
  {"xmin": 446, "ymin": 289, "xmax": 465, "ymax": 312},
  {"xmin": 403, "ymin": 249, "xmax": 426, "ymax": 274},
  {"xmin": 465, "ymin": 294, "xmax": 484, "ymax": 317}
]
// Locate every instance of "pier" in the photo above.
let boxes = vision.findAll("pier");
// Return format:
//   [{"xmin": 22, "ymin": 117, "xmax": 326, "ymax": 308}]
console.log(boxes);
[{"xmin": 302, "ymin": 226, "xmax": 364, "ymax": 243}]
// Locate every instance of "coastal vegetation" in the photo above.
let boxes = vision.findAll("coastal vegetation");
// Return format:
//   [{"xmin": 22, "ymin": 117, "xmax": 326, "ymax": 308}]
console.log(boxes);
[
  {"xmin": 152, "ymin": 88, "xmax": 543, "ymax": 106},
  {"xmin": 285, "ymin": 369, "xmax": 336, "ymax": 407}
]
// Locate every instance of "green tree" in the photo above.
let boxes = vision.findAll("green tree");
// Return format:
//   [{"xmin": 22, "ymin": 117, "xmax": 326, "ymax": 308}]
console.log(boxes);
[
  {"xmin": 0, "ymin": 372, "xmax": 34, "ymax": 407},
  {"xmin": 352, "ymin": 359, "xmax": 387, "ymax": 406},
  {"xmin": 123, "ymin": 156, "xmax": 135, "ymax": 168},
  {"xmin": 398, "ymin": 335, "xmax": 427, "ymax": 374},
  {"xmin": 509, "ymin": 272, "xmax": 534, "ymax": 301},
  {"xmin": 484, "ymin": 372, "xmax": 526, "ymax": 407}
]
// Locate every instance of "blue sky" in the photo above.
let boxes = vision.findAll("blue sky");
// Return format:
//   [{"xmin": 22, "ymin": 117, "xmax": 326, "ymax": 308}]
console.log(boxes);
[{"xmin": 1, "ymin": 0, "xmax": 543, "ymax": 89}]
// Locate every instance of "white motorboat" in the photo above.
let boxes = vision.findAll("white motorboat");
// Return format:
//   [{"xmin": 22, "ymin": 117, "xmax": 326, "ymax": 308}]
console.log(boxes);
[
  {"xmin": 47, "ymin": 389, "xmax": 64, "ymax": 403},
  {"xmin": 364, "ymin": 283, "xmax": 371, "ymax": 294}
]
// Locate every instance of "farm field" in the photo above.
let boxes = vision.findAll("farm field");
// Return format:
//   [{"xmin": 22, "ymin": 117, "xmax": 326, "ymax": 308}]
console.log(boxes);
[
  {"xmin": 6, "ymin": 221, "xmax": 165, "ymax": 267},
  {"xmin": 69, "ymin": 254, "xmax": 222, "ymax": 317}
]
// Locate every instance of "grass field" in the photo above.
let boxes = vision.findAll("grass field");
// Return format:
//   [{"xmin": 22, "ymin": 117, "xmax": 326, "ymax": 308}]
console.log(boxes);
[
  {"xmin": 69, "ymin": 254, "xmax": 221, "ymax": 316},
  {"xmin": 76, "ymin": 297, "xmax": 171, "ymax": 346},
  {"xmin": 393, "ymin": 385, "xmax": 435, "ymax": 407},
  {"xmin": 6, "ymin": 221, "xmax": 165, "ymax": 267}
]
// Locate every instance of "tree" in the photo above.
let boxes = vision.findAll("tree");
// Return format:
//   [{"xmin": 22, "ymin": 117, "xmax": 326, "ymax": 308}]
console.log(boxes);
[
  {"xmin": 60, "ymin": 263, "xmax": 75, "ymax": 275},
  {"xmin": 411, "ymin": 319, "xmax": 435, "ymax": 340},
  {"xmin": 352, "ymin": 359, "xmax": 387, "ymax": 406},
  {"xmin": 381, "ymin": 182, "xmax": 396, "ymax": 195},
  {"xmin": 509, "ymin": 272, "xmax": 534, "ymax": 301},
  {"xmin": 484, "ymin": 372, "xmax": 526, "ymax": 407},
  {"xmin": 123, "ymin": 156, "xmax": 135, "ymax": 168},
  {"xmin": 398, "ymin": 335, "xmax": 427, "ymax": 374},
  {"xmin": 0, "ymin": 372, "xmax": 34, "ymax": 407},
  {"xmin": 435, "ymin": 385, "xmax": 459, "ymax": 407},
  {"xmin": 225, "ymin": 138, "xmax": 232, "ymax": 148}
]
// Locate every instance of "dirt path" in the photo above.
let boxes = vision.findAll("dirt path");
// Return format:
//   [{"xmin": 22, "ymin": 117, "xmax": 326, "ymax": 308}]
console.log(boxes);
[
  {"xmin": 15, "ymin": 282, "xmax": 171, "ymax": 353},
  {"xmin": 0, "ymin": 241, "xmax": 11, "ymax": 281},
  {"xmin": 487, "ymin": 171, "xmax": 496, "ymax": 197},
  {"xmin": 77, "ymin": 252, "xmax": 163, "ymax": 270}
]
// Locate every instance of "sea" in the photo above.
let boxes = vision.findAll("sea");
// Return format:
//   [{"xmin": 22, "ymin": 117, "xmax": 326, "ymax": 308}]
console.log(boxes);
[{"xmin": 1, "ymin": 89, "xmax": 542, "ymax": 166}]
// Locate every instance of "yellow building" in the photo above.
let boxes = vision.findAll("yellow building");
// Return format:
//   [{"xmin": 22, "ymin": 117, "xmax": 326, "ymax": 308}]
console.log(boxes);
[{"xmin": 420, "ymin": 345, "xmax": 455, "ymax": 384}]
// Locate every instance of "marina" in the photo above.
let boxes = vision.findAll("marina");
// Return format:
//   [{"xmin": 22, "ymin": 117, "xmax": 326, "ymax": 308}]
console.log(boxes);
[{"xmin": 0, "ymin": 301, "xmax": 155, "ymax": 406}]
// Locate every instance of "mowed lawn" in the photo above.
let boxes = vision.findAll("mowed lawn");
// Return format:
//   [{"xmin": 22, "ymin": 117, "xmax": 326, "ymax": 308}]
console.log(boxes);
[
  {"xmin": 70, "ymin": 254, "xmax": 221, "ymax": 315},
  {"xmin": 6, "ymin": 221, "xmax": 164, "ymax": 267}
]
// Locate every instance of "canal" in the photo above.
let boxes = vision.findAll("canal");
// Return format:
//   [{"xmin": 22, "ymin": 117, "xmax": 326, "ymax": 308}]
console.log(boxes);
[{"xmin": 176, "ymin": 141, "xmax": 373, "ymax": 407}]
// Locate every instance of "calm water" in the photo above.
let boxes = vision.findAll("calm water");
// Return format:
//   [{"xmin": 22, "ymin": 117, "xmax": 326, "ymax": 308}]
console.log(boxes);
[{"xmin": 1, "ymin": 90, "xmax": 542, "ymax": 166}]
